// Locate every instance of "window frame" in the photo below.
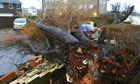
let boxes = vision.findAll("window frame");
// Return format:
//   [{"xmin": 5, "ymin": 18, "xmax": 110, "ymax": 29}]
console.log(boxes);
[
  {"xmin": 9, "ymin": 4, "xmax": 13, "ymax": 9},
  {"xmin": 79, "ymin": 5, "xmax": 82, "ymax": 9},
  {"xmin": 0, "ymin": 3, "xmax": 4, "ymax": 8},
  {"xmin": 16, "ymin": 5, "xmax": 20, "ymax": 9},
  {"xmin": 89, "ymin": 5, "xmax": 93, "ymax": 9}
]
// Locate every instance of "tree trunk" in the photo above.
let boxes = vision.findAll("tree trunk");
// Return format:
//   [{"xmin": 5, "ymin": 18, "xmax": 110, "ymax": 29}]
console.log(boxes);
[
  {"xmin": 71, "ymin": 24, "xmax": 91, "ymax": 43},
  {"xmin": 35, "ymin": 23, "xmax": 78, "ymax": 44}
]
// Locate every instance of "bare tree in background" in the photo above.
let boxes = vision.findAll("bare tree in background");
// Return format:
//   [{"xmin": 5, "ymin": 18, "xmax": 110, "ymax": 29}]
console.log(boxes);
[{"xmin": 110, "ymin": 2, "xmax": 134, "ymax": 23}]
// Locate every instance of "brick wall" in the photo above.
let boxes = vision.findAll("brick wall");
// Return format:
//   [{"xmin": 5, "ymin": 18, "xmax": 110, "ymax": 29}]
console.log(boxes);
[
  {"xmin": 44, "ymin": 0, "xmax": 98, "ymax": 11},
  {"xmin": 0, "ymin": 17, "xmax": 16, "ymax": 28},
  {"xmin": 99, "ymin": 0, "xmax": 108, "ymax": 14},
  {"xmin": 0, "ymin": 3, "xmax": 21, "ymax": 15}
]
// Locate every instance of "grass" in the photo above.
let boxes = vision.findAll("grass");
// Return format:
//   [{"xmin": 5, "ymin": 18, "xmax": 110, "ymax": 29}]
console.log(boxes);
[
  {"xmin": 19, "ymin": 23, "xmax": 46, "ymax": 42},
  {"xmin": 0, "ymin": 23, "xmax": 46, "ymax": 45},
  {"xmin": 129, "ymin": 17, "xmax": 134, "ymax": 23}
]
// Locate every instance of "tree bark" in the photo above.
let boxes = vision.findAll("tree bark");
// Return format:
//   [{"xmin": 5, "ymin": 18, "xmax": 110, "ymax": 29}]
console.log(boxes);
[{"xmin": 35, "ymin": 23, "xmax": 79, "ymax": 44}]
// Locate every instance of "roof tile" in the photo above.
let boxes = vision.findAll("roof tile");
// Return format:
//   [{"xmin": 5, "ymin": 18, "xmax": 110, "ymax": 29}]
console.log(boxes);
[{"xmin": 0, "ymin": 0, "xmax": 22, "ymax": 4}]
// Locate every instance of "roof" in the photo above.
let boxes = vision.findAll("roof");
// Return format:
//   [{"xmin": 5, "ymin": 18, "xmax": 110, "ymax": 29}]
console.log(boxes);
[{"xmin": 0, "ymin": 0, "xmax": 22, "ymax": 4}]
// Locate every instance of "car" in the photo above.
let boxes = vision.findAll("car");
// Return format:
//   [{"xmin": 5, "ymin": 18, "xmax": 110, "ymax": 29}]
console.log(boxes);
[
  {"xmin": 84, "ymin": 21, "xmax": 98, "ymax": 29},
  {"xmin": 13, "ymin": 18, "xmax": 27, "ymax": 30},
  {"xmin": 82, "ymin": 24, "xmax": 95, "ymax": 36},
  {"xmin": 82, "ymin": 23, "xmax": 99, "ymax": 39},
  {"xmin": 71, "ymin": 21, "xmax": 99, "ymax": 39}
]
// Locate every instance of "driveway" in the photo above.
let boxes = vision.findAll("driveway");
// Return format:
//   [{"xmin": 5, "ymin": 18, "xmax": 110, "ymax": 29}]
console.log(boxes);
[
  {"xmin": 0, "ymin": 28, "xmax": 14, "ymax": 42},
  {"xmin": 0, "ymin": 28, "xmax": 34, "ymax": 76}
]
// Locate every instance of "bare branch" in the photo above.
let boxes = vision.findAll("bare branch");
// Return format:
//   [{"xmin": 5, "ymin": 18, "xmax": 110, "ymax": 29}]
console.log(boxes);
[
  {"xmin": 22, "ymin": 39, "xmax": 63, "ymax": 60},
  {"xmin": 45, "ymin": 17, "xmax": 65, "ymax": 28},
  {"xmin": 35, "ymin": 12, "xmax": 42, "ymax": 23},
  {"xmin": 111, "ymin": 3, "xmax": 135, "ymax": 23},
  {"xmin": 120, "ymin": 6, "xmax": 135, "ymax": 22},
  {"xmin": 67, "ymin": 16, "xmax": 73, "ymax": 34},
  {"xmin": 23, "ymin": 41, "xmax": 40, "ymax": 54},
  {"xmin": 41, "ymin": 49, "xmax": 61, "ymax": 55},
  {"xmin": 45, "ymin": 37, "xmax": 50, "ymax": 51},
  {"xmin": 39, "ymin": 11, "xmax": 47, "ymax": 23}
]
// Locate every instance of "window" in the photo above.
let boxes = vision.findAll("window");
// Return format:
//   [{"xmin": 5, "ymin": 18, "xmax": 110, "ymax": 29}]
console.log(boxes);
[
  {"xmin": 79, "ymin": 5, "xmax": 82, "ymax": 9},
  {"xmin": 89, "ymin": 5, "xmax": 93, "ymax": 9},
  {"xmin": 9, "ymin": 4, "xmax": 13, "ymax": 9},
  {"xmin": 56, "ymin": 6, "xmax": 59, "ymax": 9},
  {"xmin": 14, "ymin": 19, "xmax": 26, "ymax": 23},
  {"xmin": 45, "ymin": 7, "xmax": 47, "ymax": 10},
  {"xmin": 45, "ymin": 0, "xmax": 48, "ymax": 2},
  {"xmin": 73, "ymin": 5, "xmax": 77, "ymax": 8},
  {"xmin": 63, "ymin": 0, "xmax": 68, "ymax": 3},
  {"xmin": 32, "ymin": 11, "xmax": 37, "ymax": 13},
  {"xmin": 16, "ymin": 5, "xmax": 20, "ymax": 9},
  {"xmin": 84, "ymin": 5, "xmax": 87, "ymax": 9},
  {"xmin": 0, "ymin": 3, "xmax": 4, "ymax": 8}
]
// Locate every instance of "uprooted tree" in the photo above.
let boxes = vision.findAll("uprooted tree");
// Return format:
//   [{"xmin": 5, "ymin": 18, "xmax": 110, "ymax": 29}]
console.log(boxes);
[
  {"xmin": 110, "ymin": 2, "xmax": 134, "ymax": 23},
  {"xmin": 12, "ymin": 7, "xmax": 140, "ymax": 84}
]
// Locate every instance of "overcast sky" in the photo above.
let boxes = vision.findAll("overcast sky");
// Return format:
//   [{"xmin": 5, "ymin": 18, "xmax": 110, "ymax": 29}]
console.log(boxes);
[
  {"xmin": 107, "ymin": 0, "xmax": 140, "ymax": 12},
  {"xmin": 19, "ymin": 0, "xmax": 42, "ymax": 9},
  {"xmin": 19, "ymin": 0, "xmax": 140, "ymax": 12}
]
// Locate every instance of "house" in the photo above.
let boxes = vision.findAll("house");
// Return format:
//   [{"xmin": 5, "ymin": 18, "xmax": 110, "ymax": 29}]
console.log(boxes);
[
  {"xmin": 42, "ymin": 0, "xmax": 108, "ymax": 16},
  {"xmin": 27, "ymin": 6, "xmax": 37, "ymax": 16},
  {"xmin": 0, "ymin": 0, "xmax": 22, "ymax": 28},
  {"xmin": 22, "ymin": 6, "xmax": 38, "ymax": 16},
  {"xmin": 22, "ymin": 8, "xmax": 28, "ymax": 16},
  {"xmin": 0, "ymin": 0, "xmax": 22, "ymax": 16}
]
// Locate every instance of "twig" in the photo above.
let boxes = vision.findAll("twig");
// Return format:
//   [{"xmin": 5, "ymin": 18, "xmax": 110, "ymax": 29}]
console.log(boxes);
[{"xmin": 67, "ymin": 16, "xmax": 73, "ymax": 34}]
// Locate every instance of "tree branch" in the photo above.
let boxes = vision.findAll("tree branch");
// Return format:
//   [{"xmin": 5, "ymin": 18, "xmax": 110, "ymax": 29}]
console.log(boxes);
[
  {"xmin": 35, "ymin": 23, "xmax": 79, "ymax": 44},
  {"xmin": 45, "ymin": 17, "xmax": 65, "ymax": 28},
  {"xmin": 71, "ymin": 22, "xmax": 91, "ymax": 43},
  {"xmin": 67, "ymin": 16, "xmax": 73, "ymax": 34},
  {"xmin": 42, "ymin": 49, "xmax": 62, "ymax": 56},
  {"xmin": 43, "ymin": 37, "xmax": 50, "ymax": 51},
  {"xmin": 23, "ymin": 41, "xmax": 40, "ymax": 54},
  {"xmin": 22, "ymin": 37, "xmax": 64, "ymax": 61}
]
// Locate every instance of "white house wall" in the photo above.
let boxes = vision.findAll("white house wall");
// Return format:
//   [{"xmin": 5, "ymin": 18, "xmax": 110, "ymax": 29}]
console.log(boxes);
[{"xmin": 0, "ymin": 13, "xmax": 13, "ymax": 17}]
